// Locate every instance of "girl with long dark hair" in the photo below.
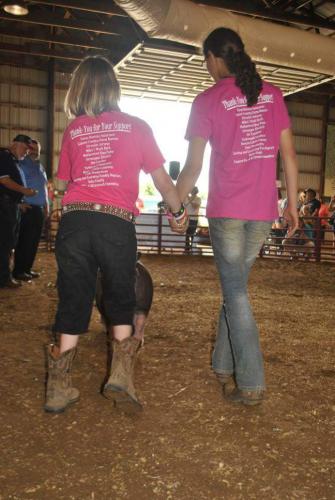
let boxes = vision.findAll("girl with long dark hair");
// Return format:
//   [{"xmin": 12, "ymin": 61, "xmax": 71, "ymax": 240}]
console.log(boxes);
[{"xmin": 176, "ymin": 28, "xmax": 299, "ymax": 405}]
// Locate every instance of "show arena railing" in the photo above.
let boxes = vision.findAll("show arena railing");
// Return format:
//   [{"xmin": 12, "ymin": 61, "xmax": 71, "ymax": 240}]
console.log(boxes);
[{"xmin": 42, "ymin": 210, "xmax": 335, "ymax": 264}]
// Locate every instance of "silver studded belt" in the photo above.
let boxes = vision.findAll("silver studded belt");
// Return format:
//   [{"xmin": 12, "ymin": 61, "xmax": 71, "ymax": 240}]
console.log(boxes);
[{"xmin": 62, "ymin": 202, "xmax": 135, "ymax": 223}]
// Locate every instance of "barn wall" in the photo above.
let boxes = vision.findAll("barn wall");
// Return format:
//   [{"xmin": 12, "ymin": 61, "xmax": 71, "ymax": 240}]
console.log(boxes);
[
  {"xmin": 0, "ymin": 64, "xmax": 71, "ymax": 184},
  {"xmin": 0, "ymin": 61, "xmax": 334, "ymax": 198},
  {"xmin": 328, "ymin": 106, "xmax": 335, "ymax": 123},
  {"xmin": 54, "ymin": 72, "xmax": 71, "ymax": 186},
  {"xmin": 0, "ymin": 65, "xmax": 48, "ymax": 169},
  {"xmin": 278, "ymin": 96, "xmax": 334, "ymax": 197}
]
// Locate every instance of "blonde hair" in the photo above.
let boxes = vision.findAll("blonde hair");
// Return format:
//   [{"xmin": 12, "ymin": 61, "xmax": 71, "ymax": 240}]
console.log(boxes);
[{"xmin": 64, "ymin": 56, "xmax": 120, "ymax": 118}]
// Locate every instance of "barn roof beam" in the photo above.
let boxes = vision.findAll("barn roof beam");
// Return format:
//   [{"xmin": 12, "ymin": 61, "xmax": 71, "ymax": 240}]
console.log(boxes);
[
  {"xmin": 0, "ymin": 26, "xmax": 132, "ymax": 52},
  {"xmin": 279, "ymin": 0, "xmax": 314, "ymax": 11},
  {"xmin": 0, "ymin": 53, "xmax": 76, "ymax": 72},
  {"xmin": 0, "ymin": 11, "xmax": 121, "ymax": 36},
  {"xmin": 0, "ymin": 27, "xmax": 115, "ymax": 50},
  {"xmin": 194, "ymin": 0, "xmax": 335, "ymax": 30},
  {"xmin": 0, "ymin": 42, "xmax": 85, "ymax": 61},
  {"xmin": 313, "ymin": 0, "xmax": 330, "ymax": 8},
  {"xmin": 28, "ymin": 0, "xmax": 126, "ymax": 16},
  {"xmin": 306, "ymin": 84, "xmax": 335, "ymax": 95},
  {"xmin": 293, "ymin": 1, "xmax": 315, "ymax": 9}
]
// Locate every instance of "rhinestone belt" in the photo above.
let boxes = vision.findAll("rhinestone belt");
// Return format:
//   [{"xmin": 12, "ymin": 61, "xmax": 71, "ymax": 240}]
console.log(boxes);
[{"xmin": 62, "ymin": 202, "xmax": 135, "ymax": 223}]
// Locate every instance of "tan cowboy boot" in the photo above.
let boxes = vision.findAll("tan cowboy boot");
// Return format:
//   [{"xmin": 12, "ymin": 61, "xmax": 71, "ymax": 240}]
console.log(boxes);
[
  {"xmin": 103, "ymin": 337, "xmax": 142, "ymax": 413},
  {"xmin": 44, "ymin": 345, "xmax": 80, "ymax": 413}
]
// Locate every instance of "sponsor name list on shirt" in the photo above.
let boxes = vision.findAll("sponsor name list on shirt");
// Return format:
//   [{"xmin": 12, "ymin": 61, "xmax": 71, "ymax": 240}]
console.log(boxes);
[
  {"xmin": 70, "ymin": 121, "xmax": 132, "ymax": 188},
  {"xmin": 222, "ymin": 94, "xmax": 275, "ymax": 165}
]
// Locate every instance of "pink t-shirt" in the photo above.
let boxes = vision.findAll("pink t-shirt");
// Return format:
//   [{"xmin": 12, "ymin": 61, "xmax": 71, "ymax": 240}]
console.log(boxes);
[
  {"xmin": 57, "ymin": 111, "xmax": 164, "ymax": 215},
  {"xmin": 186, "ymin": 78, "xmax": 291, "ymax": 221}
]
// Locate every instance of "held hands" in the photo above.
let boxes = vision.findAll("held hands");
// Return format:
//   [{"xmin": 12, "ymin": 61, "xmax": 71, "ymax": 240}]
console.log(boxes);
[
  {"xmin": 168, "ymin": 212, "xmax": 189, "ymax": 234},
  {"xmin": 167, "ymin": 204, "xmax": 189, "ymax": 234}
]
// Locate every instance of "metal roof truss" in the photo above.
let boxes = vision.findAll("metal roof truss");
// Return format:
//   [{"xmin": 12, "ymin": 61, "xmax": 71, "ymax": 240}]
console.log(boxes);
[{"xmin": 115, "ymin": 42, "xmax": 335, "ymax": 101}]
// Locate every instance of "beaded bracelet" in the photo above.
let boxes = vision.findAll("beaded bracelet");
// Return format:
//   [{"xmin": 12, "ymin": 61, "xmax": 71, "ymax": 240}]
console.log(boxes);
[
  {"xmin": 166, "ymin": 207, "xmax": 188, "ymax": 225},
  {"xmin": 171, "ymin": 203, "xmax": 185, "ymax": 219},
  {"xmin": 173, "ymin": 209, "xmax": 188, "ymax": 227}
]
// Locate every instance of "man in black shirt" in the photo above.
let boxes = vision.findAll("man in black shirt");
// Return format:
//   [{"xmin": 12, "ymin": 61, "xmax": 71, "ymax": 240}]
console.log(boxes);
[
  {"xmin": 304, "ymin": 188, "xmax": 321, "ymax": 215},
  {"xmin": 301, "ymin": 188, "xmax": 321, "ymax": 242},
  {"xmin": 0, "ymin": 134, "xmax": 38, "ymax": 288}
]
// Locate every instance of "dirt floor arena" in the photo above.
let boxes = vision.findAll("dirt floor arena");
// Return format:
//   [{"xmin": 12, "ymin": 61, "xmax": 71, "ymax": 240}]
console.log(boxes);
[{"xmin": 0, "ymin": 252, "xmax": 334, "ymax": 500}]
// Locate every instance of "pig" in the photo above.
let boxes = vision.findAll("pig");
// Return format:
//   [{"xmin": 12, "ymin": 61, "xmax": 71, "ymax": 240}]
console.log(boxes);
[{"xmin": 96, "ymin": 253, "xmax": 153, "ymax": 342}]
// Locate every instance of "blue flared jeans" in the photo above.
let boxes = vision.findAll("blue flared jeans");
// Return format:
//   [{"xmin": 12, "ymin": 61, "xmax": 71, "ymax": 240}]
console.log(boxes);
[{"xmin": 209, "ymin": 218, "xmax": 272, "ymax": 391}]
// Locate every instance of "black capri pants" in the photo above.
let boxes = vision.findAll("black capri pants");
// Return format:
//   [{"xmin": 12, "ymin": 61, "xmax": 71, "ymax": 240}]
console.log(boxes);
[{"xmin": 54, "ymin": 210, "xmax": 137, "ymax": 334}]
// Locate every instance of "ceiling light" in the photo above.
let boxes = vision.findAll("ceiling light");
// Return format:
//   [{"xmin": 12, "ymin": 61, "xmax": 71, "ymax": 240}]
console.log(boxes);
[{"xmin": 3, "ymin": 2, "xmax": 29, "ymax": 16}]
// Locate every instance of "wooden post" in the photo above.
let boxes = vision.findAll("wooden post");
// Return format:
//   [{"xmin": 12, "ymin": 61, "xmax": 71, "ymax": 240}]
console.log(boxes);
[
  {"xmin": 158, "ymin": 212, "xmax": 163, "ymax": 255},
  {"xmin": 319, "ymin": 97, "xmax": 330, "ymax": 197},
  {"xmin": 46, "ymin": 59, "xmax": 55, "ymax": 179},
  {"xmin": 314, "ymin": 217, "xmax": 322, "ymax": 262}
]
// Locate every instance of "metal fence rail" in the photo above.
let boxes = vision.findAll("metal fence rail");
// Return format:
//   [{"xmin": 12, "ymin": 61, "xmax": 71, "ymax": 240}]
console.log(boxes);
[{"xmin": 42, "ymin": 210, "xmax": 335, "ymax": 264}]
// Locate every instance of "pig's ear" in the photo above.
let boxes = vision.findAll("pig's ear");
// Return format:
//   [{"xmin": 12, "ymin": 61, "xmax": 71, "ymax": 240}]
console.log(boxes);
[{"xmin": 137, "ymin": 251, "xmax": 142, "ymax": 261}]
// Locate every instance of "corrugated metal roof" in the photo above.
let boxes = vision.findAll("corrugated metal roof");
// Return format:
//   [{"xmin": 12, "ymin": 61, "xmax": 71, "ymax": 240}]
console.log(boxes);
[
  {"xmin": 0, "ymin": 1, "xmax": 335, "ymax": 100},
  {"xmin": 115, "ymin": 42, "xmax": 335, "ymax": 101}
]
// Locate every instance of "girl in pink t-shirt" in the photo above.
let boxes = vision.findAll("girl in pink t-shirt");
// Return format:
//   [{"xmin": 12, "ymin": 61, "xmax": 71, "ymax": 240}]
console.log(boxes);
[
  {"xmin": 45, "ymin": 56, "xmax": 188, "ymax": 415},
  {"xmin": 176, "ymin": 28, "xmax": 299, "ymax": 406}
]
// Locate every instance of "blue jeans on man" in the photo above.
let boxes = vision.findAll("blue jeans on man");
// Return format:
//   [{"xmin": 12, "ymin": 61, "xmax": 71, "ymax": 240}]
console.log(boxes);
[{"xmin": 209, "ymin": 218, "xmax": 272, "ymax": 391}]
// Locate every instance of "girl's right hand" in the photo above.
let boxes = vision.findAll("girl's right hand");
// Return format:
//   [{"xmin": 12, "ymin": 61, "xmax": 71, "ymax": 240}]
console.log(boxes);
[{"xmin": 283, "ymin": 206, "xmax": 299, "ymax": 238}]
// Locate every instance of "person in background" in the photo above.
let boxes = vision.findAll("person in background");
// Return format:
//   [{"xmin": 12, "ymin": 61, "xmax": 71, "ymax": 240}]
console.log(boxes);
[
  {"xmin": 0, "ymin": 134, "xmax": 38, "ymax": 288},
  {"xmin": 328, "ymin": 195, "xmax": 335, "ymax": 246},
  {"xmin": 175, "ymin": 27, "xmax": 298, "ymax": 406},
  {"xmin": 13, "ymin": 140, "xmax": 49, "ymax": 281},
  {"xmin": 275, "ymin": 193, "xmax": 289, "ymax": 237},
  {"xmin": 303, "ymin": 188, "xmax": 321, "ymax": 216},
  {"xmin": 301, "ymin": 188, "xmax": 321, "ymax": 241},
  {"xmin": 157, "ymin": 200, "xmax": 167, "ymax": 214},
  {"xmin": 47, "ymin": 180, "xmax": 55, "ymax": 213},
  {"xmin": 45, "ymin": 55, "xmax": 188, "ymax": 415},
  {"xmin": 268, "ymin": 191, "xmax": 287, "ymax": 253},
  {"xmin": 282, "ymin": 218, "xmax": 314, "ymax": 259},
  {"xmin": 184, "ymin": 186, "xmax": 201, "ymax": 253},
  {"xmin": 297, "ymin": 190, "xmax": 306, "ymax": 211},
  {"xmin": 318, "ymin": 196, "xmax": 330, "ymax": 241},
  {"xmin": 329, "ymin": 194, "xmax": 335, "ymax": 213},
  {"xmin": 135, "ymin": 197, "xmax": 144, "ymax": 212}
]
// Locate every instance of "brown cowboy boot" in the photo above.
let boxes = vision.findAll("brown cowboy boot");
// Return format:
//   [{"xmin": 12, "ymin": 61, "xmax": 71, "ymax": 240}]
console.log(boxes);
[
  {"xmin": 44, "ymin": 345, "xmax": 80, "ymax": 413},
  {"xmin": 215, "ymin": 372, "xmax": 232, "ymax": 386},
  {"xmin": 226, "ymin": 388, "xmax": 265, "ymax": 406},
  {"xmin": 214, "ymin": 372, "xmax": 234, "ymax": 395},
  {"xmin": 103, "ymin": 337, "xmax": 142, "ymax": 413}
]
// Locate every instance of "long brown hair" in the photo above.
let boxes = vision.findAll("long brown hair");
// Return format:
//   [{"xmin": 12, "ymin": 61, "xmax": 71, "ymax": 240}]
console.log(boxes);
[
  {"xmin": 64, "ymin": 56, "xmax": 120, "ymax": 118},
  {"xmin": 203, "ymin": 28, "xmax": 262, "ymax": 106}
]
